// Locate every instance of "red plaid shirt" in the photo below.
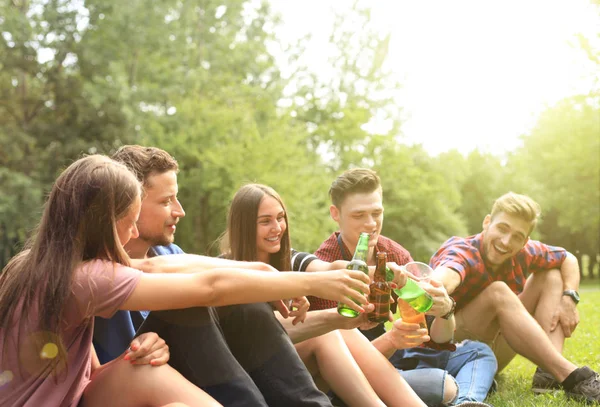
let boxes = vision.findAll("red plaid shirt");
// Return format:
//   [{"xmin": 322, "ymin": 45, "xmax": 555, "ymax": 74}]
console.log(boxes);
[
  {"xmin": 310, "ymin": 232, "xmax": 413, "ymax": 311},
  {"xmin": 429, "ymin": 233, "xmax": 568, "ymax": 312}
]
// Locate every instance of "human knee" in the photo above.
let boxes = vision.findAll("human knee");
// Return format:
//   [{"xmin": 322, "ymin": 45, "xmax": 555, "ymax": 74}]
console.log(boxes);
[
  {"xmin": 442, "ymin": 374, "xmax": 458, "ymax": 405},
  {"xmin": 484, "ymin": 281, "xmax": 518, "ymax": 308},
  {"xmin": 470, "ymin": 341, "xmax": 498, "ymax": 372},
  {"xmin": 468, "ymin": 340, "xmax": 495, "ymax": 356}
]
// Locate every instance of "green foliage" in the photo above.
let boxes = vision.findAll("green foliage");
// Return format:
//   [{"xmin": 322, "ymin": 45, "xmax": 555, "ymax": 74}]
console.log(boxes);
[
  {"xmin": 288, "ymin": 2, "xmax": 400, "ymax": 172},
  {"xmin": 377, "ymin": 144, "xmax": 466, "ymax": 262},
  {"xmin": 507, "ymin": 96, "xmax": 600, "ymax": 264}
]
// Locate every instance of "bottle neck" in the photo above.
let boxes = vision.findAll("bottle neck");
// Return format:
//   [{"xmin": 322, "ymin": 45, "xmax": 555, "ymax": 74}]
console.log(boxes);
[
  {"xmin": 352, "ymin": 234, "xmax": 370, "ymax": 262},
  {"xmin": 353, "ymin": 248, "xmax": 368, "ymax": 262},
  {"xmin": 374, "ymin": 255, "xmax": 387, "ymax": 281}
]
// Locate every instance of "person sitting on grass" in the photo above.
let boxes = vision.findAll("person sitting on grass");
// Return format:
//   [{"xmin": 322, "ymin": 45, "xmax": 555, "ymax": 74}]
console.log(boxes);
[
  {"xmin": 0, "ymin": 155, "xmax": 218, "ymax": 406},
  {"xmin": 431, "ymin": 192, "xmax": 600, "ymax": 403}
]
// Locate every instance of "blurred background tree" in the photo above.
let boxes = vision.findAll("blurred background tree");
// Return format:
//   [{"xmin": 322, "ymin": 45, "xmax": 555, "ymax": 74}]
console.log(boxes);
[{"xmin": 1, "ymin": 0, "xmax": 598, "ymax": 279}]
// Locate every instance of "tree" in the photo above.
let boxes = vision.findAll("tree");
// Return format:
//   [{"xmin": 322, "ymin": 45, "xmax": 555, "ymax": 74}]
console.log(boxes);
[
  {"xmin": 508, "ymin": 95, "xmax": 600, "ymax": 277},
  {"xmin": 377, "ymin": 144, "xmax": 466, "ymax": 262},
  {"xmin": 0, "ymin": 0, "xmax": 132, "ymax": 264},
  {"xmin": 285, "ymin": 1, "xmax": 401, "ymax": 172}
]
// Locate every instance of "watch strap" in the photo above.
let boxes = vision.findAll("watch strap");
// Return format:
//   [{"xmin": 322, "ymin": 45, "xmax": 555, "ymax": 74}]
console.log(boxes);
[
  {"xmin": 441, "ymin": 297, "xmax": 456, "ymax": 320},
  {"xmin": 562, "ymin": 290, "xmax": 580, "ymax": 304}
]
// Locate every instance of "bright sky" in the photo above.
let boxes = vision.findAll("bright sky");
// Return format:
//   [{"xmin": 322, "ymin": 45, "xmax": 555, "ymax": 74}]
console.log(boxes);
[{"xmin": 269, "ymin": 0, "xmax": 600, "ymax": 155}]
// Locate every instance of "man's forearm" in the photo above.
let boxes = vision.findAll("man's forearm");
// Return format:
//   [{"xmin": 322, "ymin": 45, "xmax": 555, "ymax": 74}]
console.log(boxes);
[
  {"xmin": 433, "ymin": 266, "xmax": 461, "ymax": 295},
  {"xmin": 429, "ymin": 316, "xmax": 455, "ymax": 343},
  {"xmin": 370, "ymin": 333, "xmax": 397, "ymax": 359},
  {"xmin": 561, "ymin": 253, "xmax": 581, "ymax": 291},
  {"xmin": 277, "ymin": 309, "xmax": 343, "ymax": 344},
  {"xmin": 135, "ymin": 254, "xmax": 273, "ymax": 274}
]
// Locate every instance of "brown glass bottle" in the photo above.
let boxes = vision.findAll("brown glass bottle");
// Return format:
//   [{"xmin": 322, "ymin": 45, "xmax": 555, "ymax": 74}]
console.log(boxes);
[{"xmin": 368, "ymin": 252, "xmax": 392, "ymax": 323}]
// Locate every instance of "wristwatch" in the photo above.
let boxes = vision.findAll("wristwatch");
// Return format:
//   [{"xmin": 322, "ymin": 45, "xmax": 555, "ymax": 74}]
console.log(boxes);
[
  {"xmin": 441, "ymin": 297, "xmax": 456, "ymax": 320},
  {"xmin": 563, "ymin": 290, "xmax": 580, "ymax": 305}
]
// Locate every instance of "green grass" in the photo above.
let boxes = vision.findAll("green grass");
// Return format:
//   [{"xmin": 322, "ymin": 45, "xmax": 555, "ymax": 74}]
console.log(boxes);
[{"xmin": 486, "ymin": 284, "xmax": 600, "ymax": 406}]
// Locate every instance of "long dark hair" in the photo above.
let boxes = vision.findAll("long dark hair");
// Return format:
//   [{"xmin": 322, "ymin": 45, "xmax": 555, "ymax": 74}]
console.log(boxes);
[
  {"xmin": 0, "ymin": 155, "xmax": 141, "ymax": 374},
  {"xmin": 221, "ymin": 184, "xmax": 291, "ymax": 271}
]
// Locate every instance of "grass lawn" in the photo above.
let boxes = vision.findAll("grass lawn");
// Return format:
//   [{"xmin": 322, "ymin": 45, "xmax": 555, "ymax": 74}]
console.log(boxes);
[{"xmin": 486, "ymin": 280, "xmax": 600, "ymax": 406}]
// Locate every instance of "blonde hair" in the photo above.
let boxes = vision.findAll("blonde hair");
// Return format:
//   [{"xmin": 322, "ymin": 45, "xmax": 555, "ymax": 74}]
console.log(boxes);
[{"xmin": 491, "ymin": 192, "xmax": 541, "ymax": 233}]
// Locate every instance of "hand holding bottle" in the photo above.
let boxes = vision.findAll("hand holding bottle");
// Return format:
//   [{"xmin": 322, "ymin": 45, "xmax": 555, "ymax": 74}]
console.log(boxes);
[
  {"xmin": 337, "ymin": 232, "xmax": 371, "ymax": 317},
  {"xmin": 312, "ymin": 268, "xmax": 371, "ymax": 314},
  {"xmin": 334, "ymin": 303, "xmax": 380, "ymax": 331}
]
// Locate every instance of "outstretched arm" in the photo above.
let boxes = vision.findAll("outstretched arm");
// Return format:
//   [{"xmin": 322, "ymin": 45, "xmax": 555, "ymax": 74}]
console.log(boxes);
[
  {"xmin": 423, "ymin": 279, "xmax": 455, "ymax": 343},
  {"xmin": 121, "ymin": 268, "xmax": 370, "ymax": 314},
  {"xmin": 132, "ymin": 254, "xmax": 277, "ymax": 274},
  {"xmin": 275, "ymin": 305, "xmax": 377, "ymax": 344},
  {"xmin": 132, "ymin": 254, "xmax": 292, "ymax": 316},
  {"xmin": 432, "ymin": 266, "xmax": 461, "ymax": 295}
]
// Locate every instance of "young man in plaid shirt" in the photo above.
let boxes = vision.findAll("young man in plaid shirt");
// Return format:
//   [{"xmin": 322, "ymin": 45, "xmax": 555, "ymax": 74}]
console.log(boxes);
[{"xmin": 431, "ymin": 192, "xmax": 600, "ymax": 403}]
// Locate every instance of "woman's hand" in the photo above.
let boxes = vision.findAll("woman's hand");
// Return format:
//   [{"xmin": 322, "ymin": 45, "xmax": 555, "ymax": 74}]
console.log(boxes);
[
  {"xmin": 310, "ymin": 269, "xmax": 370, "ymax": 314},
  {"xmin": 386, "ymin": 262, "xmax": 408, "ymax": 288},
  {"xmin": 383, "ymin": 319, "xmax": 430, "ymax": 349},
  {"xmin": 288, "ymin": 296, "xmax": 311, "ymax": 325},
  {"xmin": 335, "ymin": 303, "xmax": 379, "ymax": 330},
  {"xmin": 124, "ymin": 332, "xmax": 170, "ymax": 366}
]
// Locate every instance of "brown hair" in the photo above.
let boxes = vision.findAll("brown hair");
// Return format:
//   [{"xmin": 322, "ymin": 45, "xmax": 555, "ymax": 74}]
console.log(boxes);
[
  {"xmin": 491, "ymin": 192, "xmax": 541, "ymax": 233},
  {"xmin": 0, "ymin": 155, "xmax": 141, "ymax": 377},
  {"xmin": 221, "ymin": 184, "xmax": 291, "ymax": 271},
  {"xmin": 329, "ymin": 168, "xmax": 382, "ymax": 208},
  {"xmin": 112, "ymin": 145, "xmax": 179, "ymax": 188}
]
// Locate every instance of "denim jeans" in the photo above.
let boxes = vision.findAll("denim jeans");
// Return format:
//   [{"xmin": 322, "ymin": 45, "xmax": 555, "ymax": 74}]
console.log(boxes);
[
  {"xmin": 396, "ymin": 340, "xmax": 497, "ymax": 406},
  {"xmin": 447, "ymin": 340, "xmax": 497, "ymax": 404}
]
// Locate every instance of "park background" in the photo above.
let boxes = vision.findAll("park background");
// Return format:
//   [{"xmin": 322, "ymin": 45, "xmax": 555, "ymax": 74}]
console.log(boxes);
[{"xmin": 0, "ymin": 1, "xmax": 598, "ymax": 404}]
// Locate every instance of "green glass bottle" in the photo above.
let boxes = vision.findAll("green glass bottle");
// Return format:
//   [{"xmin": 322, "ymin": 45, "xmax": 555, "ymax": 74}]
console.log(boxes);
[
  {"xmin": 368, "ymin": 252, "xmax": 391, "ymax": 323},
  {"xmin": 337, "ymin": 232, "xmax": 370, "ymax": 318}
]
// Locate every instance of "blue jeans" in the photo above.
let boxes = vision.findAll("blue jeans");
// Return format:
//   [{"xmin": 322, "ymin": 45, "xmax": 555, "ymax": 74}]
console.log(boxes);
[
  {"xmin": 448, "ymin": 340, "xmax": 497, "ymax": 404},
  {"xmin": 396, "ymin": 340, "xmax": 497, "ymax": 406}
]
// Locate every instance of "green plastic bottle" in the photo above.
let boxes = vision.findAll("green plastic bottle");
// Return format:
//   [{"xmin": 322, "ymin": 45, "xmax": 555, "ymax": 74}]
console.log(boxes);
[{"xmin": 337, "ymin": 232, "xmax": 370, "ymax": 318}]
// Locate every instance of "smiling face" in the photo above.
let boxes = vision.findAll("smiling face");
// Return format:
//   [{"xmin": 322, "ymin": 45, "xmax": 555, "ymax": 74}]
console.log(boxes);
[
  {"xmin": 481, "ymin": 212, "xmax": 531, "ymax": 269},
  {"xmin": 255, "ymin": 195, "xmax": 287, "ymax": 263},
  {"xmin": 136, "ymin": 170, "xmax": 185, "ymax": 247},
  {"xmin": 331, "ymin": 189, "xmax": 384, "ymax": 253}
]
